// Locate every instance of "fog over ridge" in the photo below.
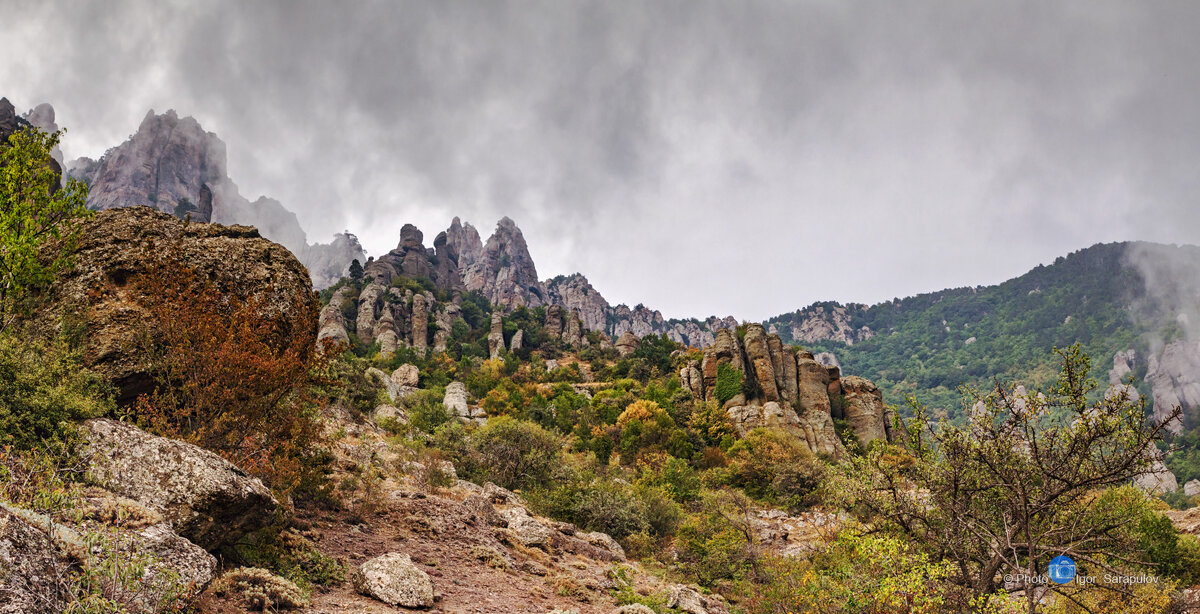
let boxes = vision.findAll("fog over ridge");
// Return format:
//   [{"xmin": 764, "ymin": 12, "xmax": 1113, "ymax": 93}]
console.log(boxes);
[{"xmin": 4, "ymin": 0, "xmax": 1200, "ymax": 320}]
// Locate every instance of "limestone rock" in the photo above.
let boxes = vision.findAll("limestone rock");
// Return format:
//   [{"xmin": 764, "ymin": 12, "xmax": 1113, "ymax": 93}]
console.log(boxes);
[
  {"xmin": 352, "ymin": 552, "xmax": 435, "ymax": 608},
  {"xmin": 615, "ymin": 331, "xmax": 639, "ymax": 356},
  {"xmin": 545, "ymin": 305, "xmax": 564, "ymax": 339},
  {"xmin": 1146, "ymin": 340, "xmax": 1200, "ymax": 433},
  {"xmin": 444, "ymin": 381, "xmax": 469, "ymax": 416},
  {"xmin": 680, "ymin": 361, "xmax": 704, "ymax": 398},
  {"xmin": 510, "ymin": 329, "xmax": 524, "ymax": 352},
  {"xmin": 1134, "ymin": 458, "xmax": 1179, "ymax": 495},
  {"xmin": 839, "ymin": 376, "xmax": 895, "ymax": 446},
  {"xmin": 462, "ymin": 217, "xmax": 545, "ymax": 310},
  {"xmin": 795, "ymin": 358, "xmax": 833, "ymax": 416},
  {"xmin": 463, "ymin": 494, "xmax": 506, "ymax": 527},
  {"xmin": 613, "ymin": 606, "xmax": 656, "ymax": 614},
  {"xmin": 0, "ymin": 505, "xmax": 67, "ymax": 614},
  {"xmin": 580, "ymin": 531, "xmax": 625, "ymax": 560},
  {"xmin": 368, "ymin": 367, "xmax": 402, "ymax": 402},
  {"xmin": 666, "ymin": 584, "xmax": 708, "ymax": 614},
  {"xmin": 701, "ymin": 328, "xmax": 743, "ymax": 403},
  {"xmin": 392, "ymin": 364, "xmax": 420, "ymax": 388},
  {"xmin": 488, "ymin": 312, "xmax": 504, "ymax": 359},
  {"xmin": 1185, "ymin": 479, "xmax": 1200, "ymax": 497},
  {"xmin": 545, "ymin": 274, "xmax": 609, "ymax": 332},
  {"xmin": 411, "ymin": 293, "xmax": 430, "ymax": 352},
  {"xmin": 81, "ymin": 418, "xmax": 279, "ymax": 551},
  {"xmin": 564, "ymin": 310, "xmax": 584, "ymax": 346},
  {"xmin": 497, "ymin": 507, "xmax": 552, "ymax": 547},
  {"xmin": 356, "ymin": 282, "xmax": 385, "ymax": 344},
  {"xmin": 37, "ymin": 207, "xmax": 317, "ymax": 405},
  {"xmin": 742, "ymin": 325, "xmax": 779, "ymax": 402}
]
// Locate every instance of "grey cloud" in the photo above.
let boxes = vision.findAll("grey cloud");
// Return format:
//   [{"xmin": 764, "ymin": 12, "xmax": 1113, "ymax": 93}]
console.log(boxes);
[{"xmin": 3, "ymin": 0, "xmax": 1199, "ymax": 320}]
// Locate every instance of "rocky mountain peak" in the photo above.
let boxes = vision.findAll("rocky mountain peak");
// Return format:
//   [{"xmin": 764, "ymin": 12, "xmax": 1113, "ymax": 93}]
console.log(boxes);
[
  {"xmin": 462, "ymin": 217, "xmax": 544, "ymax": 310},
  {"xmin": 51, "ymin": 105, "xmax": 364, "ymax": 289}
]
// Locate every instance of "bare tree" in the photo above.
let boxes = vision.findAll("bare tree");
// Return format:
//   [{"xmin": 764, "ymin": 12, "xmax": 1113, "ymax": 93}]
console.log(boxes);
[{"xmin": 843, "ymin": 345, "xmax": 1180, "ymax": 612}]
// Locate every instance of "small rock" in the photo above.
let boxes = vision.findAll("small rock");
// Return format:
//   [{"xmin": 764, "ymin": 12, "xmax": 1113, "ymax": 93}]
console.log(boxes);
[
  {"xmin": 580, "ymin": 531, "xmax": 626, "ymax": 560},
  {"xmin": 352, "ymin": 552, "xmax": 435, "ymax": 608},
  {"xmin": 666, "ymin": 584, "xmax": 708, "ymax": 614}
]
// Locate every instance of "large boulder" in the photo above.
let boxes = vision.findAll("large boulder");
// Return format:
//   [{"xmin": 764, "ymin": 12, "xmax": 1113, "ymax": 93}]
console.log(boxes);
[
  {"xmin": 37, "ymin": 207, "xmax": 317, "ymax": 405},
  {"xmin": 615, "ymin": 331, "xmax": 640, "ymax": 356},
  {"xmin": 741, "ymin": 325, "xmax": 779, "ymax": 402},
  {"xmin": 81, "ymin": 419, "xmax": 278, "ymax": 551},
  {"xmin": 497, "ymin": 507, "xmax": 552, "ymax": 548},
  {"xmin": 0, "ymin": 506, "xmax": 67, "ymax": 614},
  {"xmin": 352, "ymin": 552, "xmax": 435, "ymax": 608},
  {"xmin": 488, "ymin": 312, "xmax": 504, "ymax": 359}
]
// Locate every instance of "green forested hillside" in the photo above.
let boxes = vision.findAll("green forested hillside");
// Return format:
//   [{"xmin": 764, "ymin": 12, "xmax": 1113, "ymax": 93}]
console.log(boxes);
[{"xmin": 769, "ymin": 242, "xmax": 1194, "ymax": 420}]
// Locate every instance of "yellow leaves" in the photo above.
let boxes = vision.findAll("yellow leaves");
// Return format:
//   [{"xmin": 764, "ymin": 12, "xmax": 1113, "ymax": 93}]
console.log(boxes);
[{"xmin": 617, "ymin": 399, "xmax": 664, "ymax": 428}]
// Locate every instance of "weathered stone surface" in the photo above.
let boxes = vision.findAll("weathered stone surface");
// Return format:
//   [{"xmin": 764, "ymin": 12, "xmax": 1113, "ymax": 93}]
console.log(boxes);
[
  {"xmin": 545, "ymin": 274, "xmax": 609, "ymax": 332},
  {"xmin": 463, "ymin": 494, "xmax": 506, "ymax": 528},
  {"xmin": 680, "ymin": 361, "xmax": 704, "ymax": 398},
  {"xmin": 411, "ymin": 293, "xmax": 430, "ymax": 352},
  {"xmin": 488, "ymin": 312, "xmax": 504, "ymax": 359},
  {"xmin": 769, "ymin": 335, "xmax": 798, "ymax": 404},
  {"xmin": 497, "ymin": 507, "xmax": 552, "ymax": 547},
  {"xmin": 564, "ymin": 310, "xmax": 584, "ymax": 347},
  {"xmin": 795, "ymin": 358, "xmax": 833, "ymax": 416},
  {"xmin": 37, "ymin": 207, "xmax": 318, "ymax": 405},
  {"xmin": 368, "ymin": 367, "xmax": 401, "ymax": 402},
  {"xmin": 742, "ymin": 325, "xmax": 779, "ymax": 402},
  {"xmin": 352, "ymin": 552, "xmax": 435, "ymax": 608},
  {"xmin": 392, "ymin": 364, "xmax": 420, "ymax": 388},
  {"xmin": 839, "ymin": 376, "xmax": 894, "ymax": 446},
  {"xmin": 133, "ymin": 523, "xmax": 219, "ymax": 597},
  {"xmin": 462, "ymin": 217, "xmax": 545, "ymax": 310},
  {"xmin": 1134, "ymin": 458, "xmax": 1179, "ymax": 495},
  {"xmin": 1185, "ymin": 479, "xmax": 1200, "ymax": 497},
  {"xmin": 613, "ymin": 605, "xmax": 656, "ymax": 614},
  {"xmin": 356, "ymin": 282, "xmax": 385, "ymax": 344},
  {"xmin": 510, "ymin": 329, "xmax": 524, "ymax": 352},
  {"xmin": 444, "ymin": 381, "xmax": 469, "ymax": 416},
  {"xmin": 81, "ymin": 419, "xmax": 279, "ymax": 551},
  {"xmin": 615, "ymin": 331, "xmax": 639, "ymax": 356},
  {"xmin": 666, "ymin": 584, "xmax": 708, "ymax": 614},
  {"xmin": 0, "ymin": 506, "xmax": 67, "ymax": 614},
  {"xmin": 1147, "ymin": 340, "xmax": 1200, "ymax": 433},
  {"xmin": 545, "ymin": 305, "xmax": 564, "ymax": 339},
  {"xmin": 580, "ymin": 531, "xmax": 625, "ymax": 560}
]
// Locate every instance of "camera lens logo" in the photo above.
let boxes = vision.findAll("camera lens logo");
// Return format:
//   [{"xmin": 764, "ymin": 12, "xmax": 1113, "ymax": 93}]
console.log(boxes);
[{"xmin": 1048, "ymin": 555, "xmax": 1077, "ymax": 584}]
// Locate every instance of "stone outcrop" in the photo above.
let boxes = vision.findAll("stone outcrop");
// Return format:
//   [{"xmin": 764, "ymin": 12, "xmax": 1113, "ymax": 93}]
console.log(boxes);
[
  {"xmin": 463, "ymin": 217, "xmax": 545, "ymax": 310},
  {"xmin": 392, "ymin": 364, "xmax": 420, "ymax": 388},
  {"xmin": 497, "ymin": 507, "xmax": 553, "ymax": 547},
  {"xmin": 510, "ymin": 329, "xmax": 524, "ymax": 352},
  {"xmin": 352, "ymin": 552, "xmax": 435, "ymax": 608},
  {"xmin": 318, "ymin": 286, "xmax": 353, "ymax": 346},
  {"xmin": 615, "ymin": 331, "xmax": 639, "ymax": 356},
  {"xmin": 0, "ymin": 505, "xmax": 66, "ymax": 614},
  {"xmin": 773, "ymin": 303, "xmax": 874, "ymax": 346},
  {"xmin": 37, "ymin": 207, "xmax": 318, "ymax": 405},
  {"xmin": 65, "ymin": 109, "xmax": 362, "ymax": 287},
  {"xmin": 1146, "ymin": 340, "xmax": 1200, "ymax": 432},
  {"xmin": 488, "ymin": 312, "xmax": 505, "ymax": 359},
  {"xmin": 693, "ymin": 325, "xmax": 898, "ymax": 457},
  {"xmin": 411, "ymin": 293, "xmax": 430, "ymax": 352},
  {"xmin": 545, "ymin": 274, "xmax": 609, "ymax": 332},
  {"xmin": 81, "ymin": 418, "xmax": 279, "ymax": 551},
  {"xmin": 839, "ymin": 376, "xmax": 896, "ymax": 446}
]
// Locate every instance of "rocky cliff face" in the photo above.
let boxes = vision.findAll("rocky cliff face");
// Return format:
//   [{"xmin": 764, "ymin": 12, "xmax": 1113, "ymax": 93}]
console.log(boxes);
[
  {"xmin": 685, "ymin": 324, "xmax": 895, "ymax": 458},
  {"xmin": 62, "ymin": 108, "xmax": 363, "ymax": 288},
  {"xmin": 0, "ymin": 98, "xmax": 63, "ymax": 184},
  {"xmin": 770, "ymin": 303, "xmax": 875, "ymax": 346},
  {"xmin": 462, "ymin": 217, "xmax": 545, "ymax": 310}
]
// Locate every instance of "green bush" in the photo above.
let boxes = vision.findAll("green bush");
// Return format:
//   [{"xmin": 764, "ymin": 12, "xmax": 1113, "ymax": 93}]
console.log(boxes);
[
  {"xmin": 570, "ymin": 481, "xmax": 649, "ymax": 540},
  {"xmin": 714, "ymin": 362, "xmax": 743, "ymax": 405},
  {"xmin": 0, "ymin": 331, "xmax": 113, "ymax": 449},
  {"xmin": 727, "ymin": 428, "xmax": 824, "ymax": 509},
  {"xmin": 468, "ymin": 416, "xmax": 562, "ymax": 490}
]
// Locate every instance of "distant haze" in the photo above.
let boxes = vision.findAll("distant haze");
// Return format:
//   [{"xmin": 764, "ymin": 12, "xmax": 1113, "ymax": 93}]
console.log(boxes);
[{"xmin": 4, "ymin": 1, "xmax": 1200, "ymax": 320}]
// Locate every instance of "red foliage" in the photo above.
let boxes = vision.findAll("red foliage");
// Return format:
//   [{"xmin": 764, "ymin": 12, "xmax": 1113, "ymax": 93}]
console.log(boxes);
[{"xmin": 133, "ymin": 264, "xmax": 327, "ymax": 495}]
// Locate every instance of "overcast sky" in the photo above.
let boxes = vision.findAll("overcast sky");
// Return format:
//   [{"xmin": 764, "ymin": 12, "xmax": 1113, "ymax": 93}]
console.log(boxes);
[{"xmin": 4, "ymin": 1, "xmax": 1199, "ymax": 320}]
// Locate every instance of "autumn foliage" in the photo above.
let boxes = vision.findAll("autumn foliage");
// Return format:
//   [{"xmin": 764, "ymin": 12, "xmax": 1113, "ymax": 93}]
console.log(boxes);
[{"xmin": 132, "ymin": 262, "xmax": 326, "ymax": 494}]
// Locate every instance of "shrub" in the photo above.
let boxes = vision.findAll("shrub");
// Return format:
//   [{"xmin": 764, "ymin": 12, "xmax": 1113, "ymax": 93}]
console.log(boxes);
[
  {"xmin": 0, "ymin": 331, "xmax": 113, "ymax": 449},
  {"xmin": 713, "ymin": 363, "xmax": 743, "ymax": 405},
  {"xmin": 211, "ymin": 567, "xmax": 308, "ymax": 610},
  {"xmin": 132, "ymin": 264, "xmax": 324, "ymax": 494},
  {"xmin": 469, "ymin": 416, "xmax": 562, "ymax": 490},
  {"xmin": 571, "ymin": 481, "xmax": 649, "ymax": 540},
  {"xmin": 726, "ymin": 428, "xmax": 824, "ymax": 509}
]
